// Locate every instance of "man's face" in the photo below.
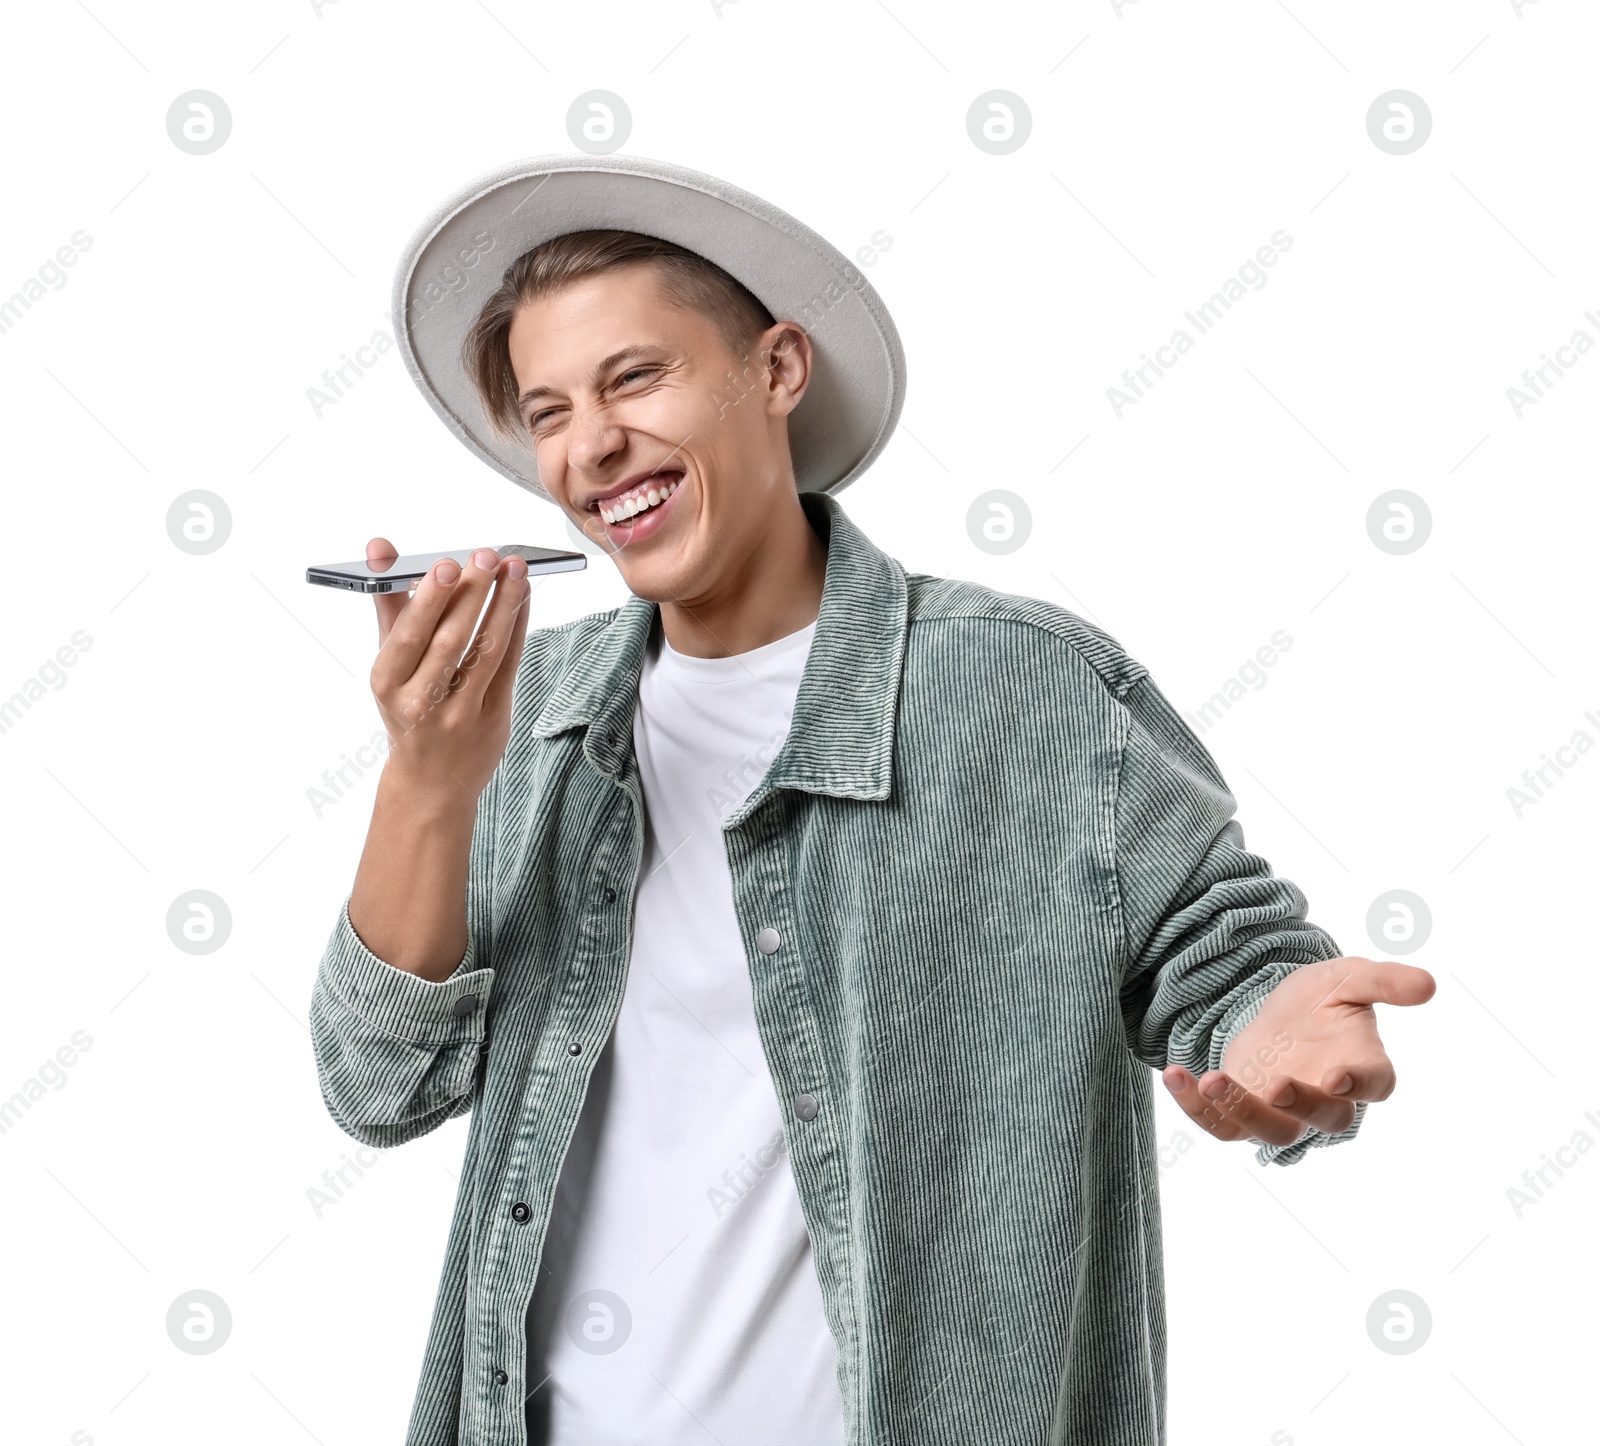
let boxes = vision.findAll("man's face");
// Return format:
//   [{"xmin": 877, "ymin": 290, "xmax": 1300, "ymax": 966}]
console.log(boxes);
[{"xmin": 505, "ymin": 263, "xmax": 809, "ymax": 605}]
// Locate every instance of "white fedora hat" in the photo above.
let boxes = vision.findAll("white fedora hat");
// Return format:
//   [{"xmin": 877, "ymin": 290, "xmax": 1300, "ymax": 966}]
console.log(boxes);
[{"xmin": 390, "ymin": 152, "xmax": 906, "ymax": 503}]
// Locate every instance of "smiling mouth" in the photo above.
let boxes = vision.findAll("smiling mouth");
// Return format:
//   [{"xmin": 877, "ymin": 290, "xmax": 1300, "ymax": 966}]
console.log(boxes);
[{"xmin": 596, "ymin": 470, "xmax": 683, "ymax": 525}]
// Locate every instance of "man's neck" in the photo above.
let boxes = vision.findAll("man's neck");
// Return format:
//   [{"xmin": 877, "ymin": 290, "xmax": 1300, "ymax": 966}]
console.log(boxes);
[{"xmin": 658, "ymin": 499, "xmax": 827, "ymax": 658}]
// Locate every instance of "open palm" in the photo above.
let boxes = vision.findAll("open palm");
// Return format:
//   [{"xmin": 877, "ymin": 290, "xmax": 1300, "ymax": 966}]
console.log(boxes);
[{"xmin": 1161, "ymin": 956, "xmax": 1436, "ymax": 1149}]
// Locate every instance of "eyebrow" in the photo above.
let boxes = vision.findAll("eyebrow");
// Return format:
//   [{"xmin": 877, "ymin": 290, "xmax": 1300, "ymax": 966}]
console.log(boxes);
[{"xmin": 516, "ymin": 345, "xmax": 669, "ymax": 410}]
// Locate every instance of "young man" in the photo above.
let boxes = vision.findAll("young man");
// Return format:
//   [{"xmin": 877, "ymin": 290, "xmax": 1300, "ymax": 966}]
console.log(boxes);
[{"xmin": 310, "ymin": 155, "xmax": 1433, "ymax": 1446}]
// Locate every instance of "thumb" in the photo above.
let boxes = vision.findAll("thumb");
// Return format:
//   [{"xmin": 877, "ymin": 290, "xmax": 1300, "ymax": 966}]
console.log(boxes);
[{"xmin": 1325, "ymin": 958, "xmax": 1437, "ymax": 1009}]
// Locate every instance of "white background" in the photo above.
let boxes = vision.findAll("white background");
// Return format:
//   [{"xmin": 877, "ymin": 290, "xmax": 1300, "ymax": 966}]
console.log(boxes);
[{"xmin": 1, "ymin": 2, "xmax": 1593, "ymax": 1443}]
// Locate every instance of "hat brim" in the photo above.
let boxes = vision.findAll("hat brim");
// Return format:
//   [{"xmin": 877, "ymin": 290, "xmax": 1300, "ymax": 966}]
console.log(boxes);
[{"xmin": 391, "ymin": 152, "xmax": 906, "ymax": 503}]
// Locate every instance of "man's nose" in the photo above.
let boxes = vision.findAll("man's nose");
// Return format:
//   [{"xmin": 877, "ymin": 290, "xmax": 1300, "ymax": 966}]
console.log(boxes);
[{"xmin": 564, "ymin": 405, "xmax": 626, "ymax": 470}]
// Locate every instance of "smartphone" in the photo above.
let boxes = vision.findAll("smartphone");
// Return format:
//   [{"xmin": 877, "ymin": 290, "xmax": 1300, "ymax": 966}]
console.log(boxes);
[{"xmin": 306, "ymin": 544, "xmax": 587, "ymax": 594}]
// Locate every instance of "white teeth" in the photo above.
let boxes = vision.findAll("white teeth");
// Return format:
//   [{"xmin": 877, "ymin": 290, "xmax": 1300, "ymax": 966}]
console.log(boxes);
[{"xmin": 600, "ymin": 476, "xmax": 680, "ymax": 524}]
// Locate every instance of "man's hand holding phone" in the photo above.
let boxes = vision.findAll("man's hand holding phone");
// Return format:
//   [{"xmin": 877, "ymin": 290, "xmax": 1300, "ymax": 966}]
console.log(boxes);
[
  {"xmin": 348, "ymin": 539, "xmax": 533, "ymax": 982},
  {"xmin": 366, "ymin": 538, "xmax": 532, "ymax": 807}
]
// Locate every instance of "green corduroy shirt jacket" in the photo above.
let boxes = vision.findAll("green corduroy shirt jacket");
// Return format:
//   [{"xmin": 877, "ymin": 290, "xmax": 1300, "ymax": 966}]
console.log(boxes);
[{"xmin": 310, "ymin": 489, "xmax": 1363, "ymax": 1445}]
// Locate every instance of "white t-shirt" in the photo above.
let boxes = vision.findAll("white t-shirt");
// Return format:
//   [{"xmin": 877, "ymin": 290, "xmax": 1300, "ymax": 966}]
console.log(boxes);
[{"xmin": 524, "ymin": 614, "xmax": 845, "ymax": 1445}]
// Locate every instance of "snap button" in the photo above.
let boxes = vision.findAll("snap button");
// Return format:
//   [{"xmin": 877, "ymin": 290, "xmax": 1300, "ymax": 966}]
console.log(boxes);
[
  {"xmin": 603, "ymin": 886, "xmax": 617, "ymax": 903},
  {"xmin": 511, "ymin": 1201, "xmax": 531, "ymax": 1223},
  {"xmin": 755, "ymin": 927, "xmax": 781, "ymax": 955},
  {"xmin": 567, "ymin": 1040, "xmax": 583, "ymax": 1056},
  {"xmin": 493, "ymin": 1368, "xmax": 508, "ymax": 1385},
  {"xmin": 793, "ymin": 1092, "xmax": 819, "ymax": 1121},
  {"xmin": 451, "ymin": 994, "xmax": 478, "ymax": 1018}
]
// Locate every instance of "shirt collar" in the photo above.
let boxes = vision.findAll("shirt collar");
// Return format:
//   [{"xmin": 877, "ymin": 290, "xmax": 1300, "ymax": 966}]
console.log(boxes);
[{"xmin": 528, "ymin": 490, "xmax": 908, "ymax": 814}]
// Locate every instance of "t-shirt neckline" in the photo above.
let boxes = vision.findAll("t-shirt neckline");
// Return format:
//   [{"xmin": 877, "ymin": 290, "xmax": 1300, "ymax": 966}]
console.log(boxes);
[{"xmin": 651, "ymin": 616, "xmax": 817, "ymax": 685}]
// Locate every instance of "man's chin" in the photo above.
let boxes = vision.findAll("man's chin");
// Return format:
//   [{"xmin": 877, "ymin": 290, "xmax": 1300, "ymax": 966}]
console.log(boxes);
[{"xmin": 612, "ymin": 555, "xmax": 696, "ymax": 606}]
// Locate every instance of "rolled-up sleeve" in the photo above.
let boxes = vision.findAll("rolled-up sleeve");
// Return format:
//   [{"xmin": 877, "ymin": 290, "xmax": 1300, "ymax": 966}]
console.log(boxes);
[
  {"xmin": 1111, "ymin": 672, "xmax": 1366, "ymax": 1167},
  {"xmin": 309, "ymin": 783, "xmax": 499, "ymax": 1149},
  {"xmin": 310, "ymin": 897, "xmax": 495, "ymax": 1148}
]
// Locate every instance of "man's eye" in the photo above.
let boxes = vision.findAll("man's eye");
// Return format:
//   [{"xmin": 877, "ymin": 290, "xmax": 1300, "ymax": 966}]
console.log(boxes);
[{"xmin": 527, "ymin": 369, "xmax": 657, "ymax": 430}]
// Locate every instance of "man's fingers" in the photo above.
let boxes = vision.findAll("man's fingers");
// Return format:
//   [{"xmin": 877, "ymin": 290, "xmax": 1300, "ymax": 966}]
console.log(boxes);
[
  {"xmin": 1318, "ymin": 1055, "xmax": 1397, "ymax": 1103},
  {"xmin": 1162, "ymin": 1067, "xmax": 1353, "ymax": 1146},
  {"xmin": 1203, "ymin": 1068, "xmax": 1356, "ymax": 1132},
  {"xmin": 374, "ymin": 549, "xmax": 495, "ymax": 700},
  {"xmin": 1258, "ymin": 1074, "xmax": 1361, "ymax": 1132},
  {"xmin": 1163, "ymin": 1068, "xmax": 1279, "ymax": 1145},
  {"xmin": 479, "ymin": 560, "xmax": 534, "ymax": 720},
  {"xmin": 452, "ymin": 554, "xmax": 531, "ymax": 711},
  {"xmin": 367, "ymin": 537, "xmax": 407, "ymax": 646}
]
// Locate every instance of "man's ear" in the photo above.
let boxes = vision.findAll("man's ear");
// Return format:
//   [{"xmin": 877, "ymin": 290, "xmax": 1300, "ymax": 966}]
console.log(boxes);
[{"xmin": 764, "ymin": 323, "xmax": 812, "ymax": 416}]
